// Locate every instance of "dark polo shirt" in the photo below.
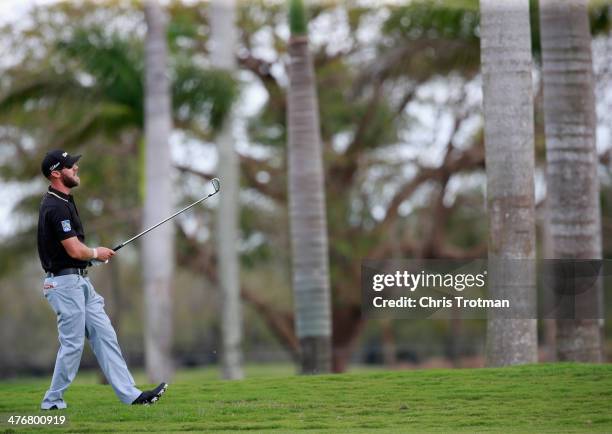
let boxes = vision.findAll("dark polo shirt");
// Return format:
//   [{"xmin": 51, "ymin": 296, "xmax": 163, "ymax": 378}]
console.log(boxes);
[{"xmin": 37, "ymin": 187, "xmax": 88, "ymax": 272}]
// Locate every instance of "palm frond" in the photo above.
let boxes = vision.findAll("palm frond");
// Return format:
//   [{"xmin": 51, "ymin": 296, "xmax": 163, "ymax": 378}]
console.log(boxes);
[
  {"xmin": 172, "ymin": 59, "xmax": 238, "ymax": 131},
  {"xmin": 49, "ymin": 102, "xmax": 140, "ymax": 148},
  {"xmin": 0, "ymin": 75, "xmax": 91, "ymax": 117},
  {"xmin": 57, "ymin": 27, "xmax": 144, "ymax": 118}
]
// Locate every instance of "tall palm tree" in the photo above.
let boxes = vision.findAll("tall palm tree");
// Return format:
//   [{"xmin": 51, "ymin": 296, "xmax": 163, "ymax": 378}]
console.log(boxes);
[
  {"xmin": 210, "ymin": 0, "xmax": 244, "ymax": 380},
  {"xmin": 286, "ymin": 0, "xmax": 332, "ymax": 374},
  {"xmin": 480, "ymin": 0, "xmax": 538, "ymax": 366},
  {"xmin": 143, "ymin": 0, "xmax": 175, "ymax": 382},
  {"xmin": 539, "ymin": 0, "xmax": 603, "ymax": 362}
]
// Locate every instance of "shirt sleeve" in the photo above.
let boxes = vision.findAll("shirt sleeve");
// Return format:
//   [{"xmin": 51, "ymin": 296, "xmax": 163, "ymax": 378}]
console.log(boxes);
[{"xmin": 48, "ymin": 205, "xmax": 78, "ymax": 241}]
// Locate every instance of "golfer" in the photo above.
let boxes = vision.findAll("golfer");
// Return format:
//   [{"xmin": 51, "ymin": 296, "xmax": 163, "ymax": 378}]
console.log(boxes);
[{"xmin": 38, "ymin": 149, "xmax": 167, "ymax": 409}]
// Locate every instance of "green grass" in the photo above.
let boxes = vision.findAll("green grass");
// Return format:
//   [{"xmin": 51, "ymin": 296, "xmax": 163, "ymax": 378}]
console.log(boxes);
[{"xmin": 1, "ymin": 363, "xmax": 611, "ymax": 432}]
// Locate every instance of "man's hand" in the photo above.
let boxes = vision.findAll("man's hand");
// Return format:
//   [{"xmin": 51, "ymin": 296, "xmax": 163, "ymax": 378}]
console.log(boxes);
[
  {"xmin": 61, "ymin": 237, "xmax": 116, "ymax": 262},
  {"xmin": 96, "ymin": 247, "xmax": 115, "ymax": 262}
]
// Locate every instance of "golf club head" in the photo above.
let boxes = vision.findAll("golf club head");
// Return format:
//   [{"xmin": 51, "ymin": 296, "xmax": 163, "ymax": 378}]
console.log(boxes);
[{"xmin": 211, "ymin": 177, "xmax": 221, "ymax": 193}]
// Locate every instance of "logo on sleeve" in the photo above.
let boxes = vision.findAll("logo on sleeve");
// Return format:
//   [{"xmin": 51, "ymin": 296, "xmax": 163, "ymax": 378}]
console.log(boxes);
[{"xmin": 61, "ymin": 220, "xmax": 72, "ymax": 232}]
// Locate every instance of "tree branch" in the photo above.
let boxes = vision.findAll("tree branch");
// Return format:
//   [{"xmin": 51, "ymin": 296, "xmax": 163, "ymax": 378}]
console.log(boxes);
[
  {"xmin": 175, "ymin": 225, "xmax": 299, "ymax": 359},
  {"xmin": 174, "ymin": 154, "xmax": 285, "ymax": 202},
  {"xmin": 237, "ymin": 53, "xmax": 280, "ymax": 91}
]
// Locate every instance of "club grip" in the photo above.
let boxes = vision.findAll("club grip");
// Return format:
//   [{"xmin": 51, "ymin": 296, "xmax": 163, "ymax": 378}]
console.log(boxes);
[{"xmin": 113, "ymin": 243, "xmax": 125, "ymax": 252}]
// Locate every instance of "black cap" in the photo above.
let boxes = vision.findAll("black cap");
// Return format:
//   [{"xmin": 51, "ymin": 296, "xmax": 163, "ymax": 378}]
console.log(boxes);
[{"xmin": 41, "ymin": 150, "xmax": 82, "ymax": 178}]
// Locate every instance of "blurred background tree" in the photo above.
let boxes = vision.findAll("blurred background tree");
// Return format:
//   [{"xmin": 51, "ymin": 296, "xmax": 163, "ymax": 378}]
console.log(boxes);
[
  {"xmin": 540, "ymin": 0, "xmax": 604, "ymax": 363},
  {"xmin": 286, "ymin": 0, "xmax": 333, "ymax": 374},
  {"xmin": 480, "ymin": 0, "xmax": 538, "ymax": 366},
  {"xmin": 210, "ymin": 0, "xmax": 244, "ymax": 380},
  {"xmin": 142, "ymin": 0, "xmax": 176, "ymax": 383}
]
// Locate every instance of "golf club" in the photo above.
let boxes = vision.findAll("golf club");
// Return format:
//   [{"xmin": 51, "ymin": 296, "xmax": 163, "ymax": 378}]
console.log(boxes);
[{"xmin": 90, "ymin": 178, "xmax": 220, "ymax": 266}]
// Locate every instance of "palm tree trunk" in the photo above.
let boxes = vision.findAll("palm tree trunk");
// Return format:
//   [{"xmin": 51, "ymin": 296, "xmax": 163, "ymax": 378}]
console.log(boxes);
[
  {"xmin": 539, "ymin": 0, "xmax": 603, "ymax": 362},
  {"xmin": 541, "ymin": 195, "xmax": 557, "ymax": 362},
  {"xmin": 287, "ymin": 31, "xmax": 332, "ymax": 374},
  {"xmin": 210, "ymin": 0, "xmax": 244, "ymax": 380},
  {"xmin": 143, "ymin": 0, "xmax": 175, "ymax": 382},
  {"xmin": 480, "ymin": 0, "xmax": 538, "ymax": 366}
]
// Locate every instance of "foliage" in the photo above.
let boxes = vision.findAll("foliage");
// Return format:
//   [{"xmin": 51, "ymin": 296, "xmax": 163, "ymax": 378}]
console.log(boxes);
[
  {"xmin": 381, "ymin": 0, "xmax": 610, "ymax": 67},
  {"xmin": 172, "ymin": 59, "xmax": 237, "ymax": 131},
  {"xmin": 289, "ymin": 0, "xmax": 308, "ymax": 36},
  {"xmin": 589, "ymin": 0, "xmax": 612, "ymax": 34},
  {"xmin": 381, "ymin": 0, "xmax": 480, "ymax": 78},
  {"xmin": 383, "ymin": 0, "xmax": 479, "ymax": 41},
  {"xmin": 1, "ymin": 25, "xmax": 236, "ymax": 139}
]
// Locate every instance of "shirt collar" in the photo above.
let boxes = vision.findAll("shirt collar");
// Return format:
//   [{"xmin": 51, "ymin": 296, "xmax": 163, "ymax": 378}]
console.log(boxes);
[{"xmin": 48, "ymin": 186, "xmax": 72, "ymax": 201}]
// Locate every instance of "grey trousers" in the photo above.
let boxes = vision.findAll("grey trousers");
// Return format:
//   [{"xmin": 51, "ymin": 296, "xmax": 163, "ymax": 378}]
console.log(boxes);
[{"xmin": 41, "ymin": 274, "xmax": 141, "ymax": 409}]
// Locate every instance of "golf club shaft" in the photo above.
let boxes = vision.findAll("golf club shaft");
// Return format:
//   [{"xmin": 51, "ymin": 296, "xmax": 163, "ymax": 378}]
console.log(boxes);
[{"xmin": 113, "ymin": 189, "xmax": 219, "ymax": 251}]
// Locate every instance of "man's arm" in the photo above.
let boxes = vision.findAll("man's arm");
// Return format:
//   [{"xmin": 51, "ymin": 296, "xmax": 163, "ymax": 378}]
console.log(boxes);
[{"xmin": 61, "ymin": 237, "xmax": 115, "ymax": 262}]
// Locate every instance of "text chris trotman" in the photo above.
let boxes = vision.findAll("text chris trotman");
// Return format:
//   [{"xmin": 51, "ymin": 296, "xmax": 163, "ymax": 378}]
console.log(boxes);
[
  {"xmin": 370, "ymin": 269, "xmax": 510, "ymax": 309},
  {"xmin": 361, "ymin": 259, "xmax": 609, "ymax": 320}
]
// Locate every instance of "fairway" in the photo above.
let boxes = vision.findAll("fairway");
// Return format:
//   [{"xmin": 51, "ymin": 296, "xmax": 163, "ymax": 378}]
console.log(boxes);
[{"xmin": 1, "ymin": 363, "xmax": 611, "ymax": 432}]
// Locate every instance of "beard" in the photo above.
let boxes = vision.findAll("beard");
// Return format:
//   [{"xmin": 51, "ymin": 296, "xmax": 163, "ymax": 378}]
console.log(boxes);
[{"xmin": 61, "ymin": 172, "xmax": 79, "ymax": 188}]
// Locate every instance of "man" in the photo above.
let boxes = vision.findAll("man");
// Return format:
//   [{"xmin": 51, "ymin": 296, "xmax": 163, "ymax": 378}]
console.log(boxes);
[{"xmin": 38, "ymin": 149, "xmax": 167, "ymax": 410}]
